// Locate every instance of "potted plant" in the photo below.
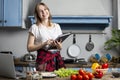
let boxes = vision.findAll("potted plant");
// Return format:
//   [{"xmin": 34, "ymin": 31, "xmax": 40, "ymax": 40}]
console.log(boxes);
[{"xmin": 104, "ymin": 29, "xmax": 120, "ymax": 50}]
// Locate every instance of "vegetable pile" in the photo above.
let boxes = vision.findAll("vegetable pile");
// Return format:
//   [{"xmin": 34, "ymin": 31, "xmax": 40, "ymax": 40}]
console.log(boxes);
[
  {"xmin": 91, "ymin": 62, "xmax": 109, "ymax": 78},
  {"xmin": 54, "ymin": 68, "xmax": 94, "ymax": 80},
  {"xmin": 74, "ymin": 69, "xmax": 94, "ymax": 80},
  {"xmin": 54, "ymin": 63, "xmax": 109, "ymax": 79}
]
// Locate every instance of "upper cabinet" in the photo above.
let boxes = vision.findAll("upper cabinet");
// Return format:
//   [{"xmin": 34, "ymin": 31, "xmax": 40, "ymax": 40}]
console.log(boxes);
[{"xmin": 0, "ymin": 0, "xmax": 22, "ymax": 27}]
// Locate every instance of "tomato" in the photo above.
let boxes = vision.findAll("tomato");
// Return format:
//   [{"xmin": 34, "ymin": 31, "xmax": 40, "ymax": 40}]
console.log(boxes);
[
  {"xmin": 95, "ymin": 69, "xmax": 101, "ymax": 73},
  {"xmin": 71, "ymin": 74, "xmax": 77, "ymax": 80},
  {"xmin": 77, "ymin": 74, "xmax": 83, "ymax": 80},
  {"xmin": 79, "ymin": 69, "xmax": 86, "ymax": 76},
  {"xmin": 95, "ymin": 72, "xmax": 103, "ymax": 78},
  {"xmin": 94, "ymin": 70, "xmax": 103, "ymax": 78},
  {"xmin": 102, "ymin": 63, "xmax": 109, "ymax": 69},
  {"xmin": 83, "ymin": 74, "xmax": 89, "ymax": 80},
  {"xmin": 87, "ymin": 72, "xmax": 94, "ymax": 80}
]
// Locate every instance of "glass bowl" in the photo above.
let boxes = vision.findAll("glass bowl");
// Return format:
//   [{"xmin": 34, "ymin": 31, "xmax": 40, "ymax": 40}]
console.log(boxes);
[
  {"xmin": 96, "ymin": 68, "xmax": 108, "ymax": 74},
  {"xmin": 112, "ymin": 68, "xmax": 120, "ymax": 78}
]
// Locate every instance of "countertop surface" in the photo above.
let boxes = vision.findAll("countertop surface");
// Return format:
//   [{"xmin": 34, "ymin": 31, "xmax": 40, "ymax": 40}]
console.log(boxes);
[
  {"xmin": 1, "ymin": 59, "xmax": 119, "ymax": 80},
  {"xmin": 0, "ymin": 73, "xmax": 120, "ymax": 80}
]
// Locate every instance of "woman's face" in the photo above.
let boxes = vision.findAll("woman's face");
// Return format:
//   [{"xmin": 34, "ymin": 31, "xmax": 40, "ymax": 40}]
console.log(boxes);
[{"xmin": 37, "ymin": 5, "xmax": 50, "ymax": 20}]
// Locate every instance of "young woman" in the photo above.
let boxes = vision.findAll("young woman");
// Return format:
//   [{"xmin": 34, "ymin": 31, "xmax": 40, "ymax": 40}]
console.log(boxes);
[{"xmin": 27, "ymin": 2, "xmax": 65, "ymax": 71}]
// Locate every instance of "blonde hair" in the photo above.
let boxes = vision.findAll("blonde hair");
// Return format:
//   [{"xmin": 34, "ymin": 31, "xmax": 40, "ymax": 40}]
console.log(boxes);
[{"xmin": 34, "ymin": 2, "xmax": 52, "ymax": 26}]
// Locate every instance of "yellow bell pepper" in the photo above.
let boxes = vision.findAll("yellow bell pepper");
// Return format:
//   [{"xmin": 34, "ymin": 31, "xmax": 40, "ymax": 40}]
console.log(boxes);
[{"xmin": 91, "ymin": 63, "xmax": 100, "ymax": 70}]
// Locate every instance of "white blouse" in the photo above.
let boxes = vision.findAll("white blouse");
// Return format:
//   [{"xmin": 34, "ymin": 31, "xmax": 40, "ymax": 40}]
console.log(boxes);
[{"xmin": 29, "ymin": 23, "xmax": 62, "ymax": 45}]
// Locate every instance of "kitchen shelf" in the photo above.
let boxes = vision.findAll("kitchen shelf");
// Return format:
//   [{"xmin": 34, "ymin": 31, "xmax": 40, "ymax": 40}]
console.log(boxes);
[{"xmin": 28, "ymin": 16, "xmax": 112, "ymax": 30}]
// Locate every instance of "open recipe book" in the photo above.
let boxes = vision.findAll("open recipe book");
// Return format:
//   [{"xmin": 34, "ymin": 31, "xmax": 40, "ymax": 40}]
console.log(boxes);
[{"xmin": 44, "ymin": 32, "xmax": 71, "ymax": 51}]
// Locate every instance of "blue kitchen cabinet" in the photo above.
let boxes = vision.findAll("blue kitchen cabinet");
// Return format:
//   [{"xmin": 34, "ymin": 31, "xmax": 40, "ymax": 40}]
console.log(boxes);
[
  {"xmin": 0, "ymin": 0, "xmax": 3, "ymax": 26},
  {"xmin": 0, "ymin": 0, "xmax": 22, "ymax": 27}
]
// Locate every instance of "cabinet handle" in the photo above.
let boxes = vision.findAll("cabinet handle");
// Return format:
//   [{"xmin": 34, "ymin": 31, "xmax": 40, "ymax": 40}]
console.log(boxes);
[
  {"xmin": 0, "ymin": 20, "xmax": 7, "ymax": 23},
  {"xmin": 4, "ymin": 20, "xmax": 7, "ymax": 23},
  {"xmin": 0, "ymin": 20, "xmax": 2, "ymax": 23}
]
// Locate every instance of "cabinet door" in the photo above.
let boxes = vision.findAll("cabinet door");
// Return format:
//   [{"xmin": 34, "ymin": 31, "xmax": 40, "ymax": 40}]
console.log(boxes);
[
  {"xmin": 4, "ymin": 0, "xmax": 22, "ymax": 27},
  {"xmin": 0, "ymin": 0, "xmax": 4, "ymax": 26}
]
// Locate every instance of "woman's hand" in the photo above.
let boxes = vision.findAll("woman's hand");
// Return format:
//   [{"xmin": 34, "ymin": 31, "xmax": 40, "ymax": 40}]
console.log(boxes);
[
  {"xmin": 44, "ymin": 39, "xmax": 62, "ymax": 50},
  {"xmin": 43, "ymin": 39, "xmax": 54, "ymax": 50},
  {"xmin": 53, "ymin": 40, "xmax": 62, "ymax": 50},
  {"xmin": 45, "ymin": 39, "xmax": 54, "ymax": 45}
]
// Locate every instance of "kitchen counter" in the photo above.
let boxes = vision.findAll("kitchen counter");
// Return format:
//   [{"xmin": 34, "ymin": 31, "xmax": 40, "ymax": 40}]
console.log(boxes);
[
  {"xmin": 42, "ymin": 74, "xmax": 120, "ymax": 80},
  {"xmin": 65, "ymin": 62, "xmax": 120, "ymax": 68},
  {"xmin": 0, "ymin": 59, "xmax": 118, "ymax": 80},
  {"xmin": 14, "ymin": 58, "xmax": 120, "ymax": 68},
  {"xmin": 0, "ymin": 73, "xmax": 120, "ymax": 80}
]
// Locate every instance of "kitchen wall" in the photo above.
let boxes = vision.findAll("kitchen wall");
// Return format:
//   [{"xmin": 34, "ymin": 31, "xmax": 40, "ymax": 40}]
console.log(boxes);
[
  {"xmin": 42, "ymin": 0, "xmax": 111, "ymax": 16},
  {"xmin": 0, "ymin": 0, "xmax": 119, "ymax": 61}
]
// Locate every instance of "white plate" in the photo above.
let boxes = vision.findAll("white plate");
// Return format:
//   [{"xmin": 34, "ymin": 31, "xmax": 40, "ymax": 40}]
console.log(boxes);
[{"xmin": 41, "ymin": 72, "xmax": 57, "ymax": 78}]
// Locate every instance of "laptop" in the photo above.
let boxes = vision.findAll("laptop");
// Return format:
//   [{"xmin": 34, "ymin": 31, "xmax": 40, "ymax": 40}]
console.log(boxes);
[{"xmin": 0, "ymin": 53, "xmax": 25, "ymax": 79}]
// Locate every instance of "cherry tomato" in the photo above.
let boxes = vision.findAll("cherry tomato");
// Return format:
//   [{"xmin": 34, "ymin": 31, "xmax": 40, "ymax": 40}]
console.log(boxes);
[
  {"xmin": 94, "ymin": 70, "xmax": 103, "ymax": 78},
  {"xmin": 95, "ymin": 72, "xmax": 103, "ymax": 78},
  {"xmin": 79, "ymin": 69, "xmax": 86, "ymax": 76},
  {"xmin": 102, "ymin": 63, "xmax": 109, "ymax": 69},
  {"xmin": 83, "ymin": 74, "xmax": 89, "ymax": 80},
  {"xmin": 77, "ymin": 74, "xmax": 83, "ymax": 80},
  {"xmin": 95, "ymin": 69, "xmax": 101, "ymax": 73},
  {"xmin": 87, "ymin": 72, "xmax": 94, "ymax": 80},
  {"xmin": 71, "ymin": 74, "xmax": 77, "ymax": 80}
]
